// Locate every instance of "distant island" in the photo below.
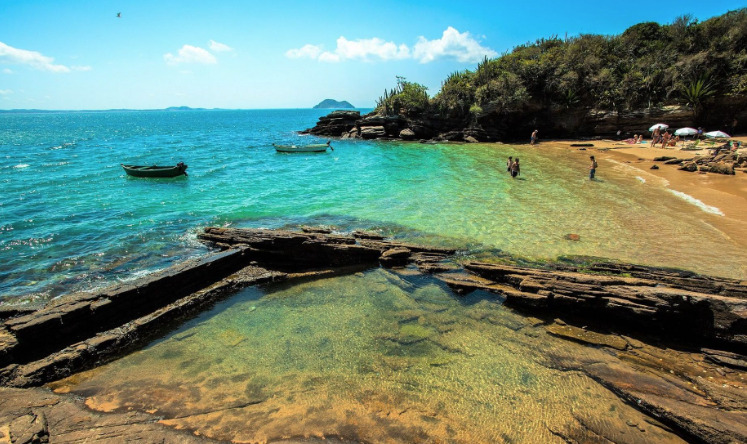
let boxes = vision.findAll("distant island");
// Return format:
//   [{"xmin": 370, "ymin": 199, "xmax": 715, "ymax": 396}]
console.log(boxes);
[{"xmin": 313, "ymin": 99, "xmax": 354, "ymax": 109}]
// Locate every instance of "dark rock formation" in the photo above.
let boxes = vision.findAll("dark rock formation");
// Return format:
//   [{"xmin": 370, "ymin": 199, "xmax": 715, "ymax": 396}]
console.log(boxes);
[
  {"xmin": 435, "ymin": 261, "xmax": 747, "ymax": 351},
  {"xmin": 0, "ymin": 228, "xmax": 455, "ymax": 388},
  {"xmin": 676, "ymin": 150, "xmax": 745, "ymax": 175},
  {"xmin": 302, "ymin": 110, "xmax": 361, "ymax": 137},
  {"xmin": 302, "ymin": 102, "xmax": 746, "ymax": 143},
  {"xmin": 1, "ymin": 228, "xmax": 746, "ymax": 443}
]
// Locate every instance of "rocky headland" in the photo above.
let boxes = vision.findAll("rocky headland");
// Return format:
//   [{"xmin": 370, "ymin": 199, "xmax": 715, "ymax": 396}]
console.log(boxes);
[
  {"xmin": 302, "ymin": 103, "xmax": 745, "ymax": 145},
  {"xmin": 1, "ymin": 227, "xmax": 745, "ymax": 443}
]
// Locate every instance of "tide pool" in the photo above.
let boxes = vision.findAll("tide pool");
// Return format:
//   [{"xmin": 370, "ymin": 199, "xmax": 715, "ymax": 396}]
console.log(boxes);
[
  {"xmin": 1, "ymin": 109, "xmax": 744, "ymax": 304},
  {"xmin": 52, "ymin": 269, "xmax": 686, "ymax": 443}
]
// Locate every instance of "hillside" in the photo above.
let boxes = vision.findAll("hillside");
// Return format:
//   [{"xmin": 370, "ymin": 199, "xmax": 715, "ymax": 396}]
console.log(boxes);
[{"xmin": 311, "ymin": 9, "xmax": 746, "ymax": 142}]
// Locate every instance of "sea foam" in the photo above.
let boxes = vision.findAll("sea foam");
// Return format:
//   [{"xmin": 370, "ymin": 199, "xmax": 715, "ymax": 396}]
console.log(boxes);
[{"xmin": 667, "ymin": 189, "xmax": 724, "ymax": 216}]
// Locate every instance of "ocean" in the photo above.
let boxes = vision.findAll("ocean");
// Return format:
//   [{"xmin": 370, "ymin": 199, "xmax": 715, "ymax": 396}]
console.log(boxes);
[
  {"xmin": 6, "ymin": 109, "xmax": 742, "ymax": 442},
  {"xmin": 1, "ymin": 109, "xmax": 744, "ymax": 304}
]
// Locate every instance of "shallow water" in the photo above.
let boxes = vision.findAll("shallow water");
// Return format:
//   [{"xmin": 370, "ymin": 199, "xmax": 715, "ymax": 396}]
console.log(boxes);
[
  {"xmin": 2, "ymin": 109, "xmax": 745, "ymax": 304},
  {"xmin": 53, "ymin": 269, "xmax": 685, "ymax": 443}
]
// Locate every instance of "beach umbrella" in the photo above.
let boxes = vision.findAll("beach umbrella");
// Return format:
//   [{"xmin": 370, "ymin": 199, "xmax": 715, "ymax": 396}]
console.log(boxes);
[
  {"xmin": 674, "ymin": 127, "xmax": 698, "ymax": 136},
  {"xmin": 649, "ymin": 123, "xmax": 669, "ymax": 132},
  {"xmin": 704, "ymin": 130, "xmax": 731, "ymax": 138}
]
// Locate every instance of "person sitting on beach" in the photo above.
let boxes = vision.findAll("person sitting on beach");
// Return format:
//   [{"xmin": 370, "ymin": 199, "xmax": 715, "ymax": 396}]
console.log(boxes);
[
  {"xmin": 662, "ymin": 131, "xmax": 671, "ymax": 148},
  {"xmin": 637, "ymin": 134, "xmax": 644, "ymax": 144},
  {"xmin": 669, "ymin": 135, "xmax": 680, "ymax": 147},
  {"xmin": 623, "ymin": 134, "xmax": 638, "ymax": 144},
  {"xmin": 511, "ymin": 158, "xmax": 520, "ymax": 178}
]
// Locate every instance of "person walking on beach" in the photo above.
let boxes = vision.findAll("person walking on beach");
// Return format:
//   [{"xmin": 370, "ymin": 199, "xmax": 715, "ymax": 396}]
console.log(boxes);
[
  {"xmin": 589, "ymin": 155, "xmax": 598, "ymax": 180},
  {"xmin": 530, "ymin": 130, "xmax": 538, "ymax": 146},
  {"xmin": 651, "ymin": 127, "xmax": 660, "ymax": 147},
  {"xmin": 507, "ymin": 156, "xmax": 513, "ymax": 173},
  {"xmin": 511, "ymin": 158, "xmax": 520, "ymax": 178}
]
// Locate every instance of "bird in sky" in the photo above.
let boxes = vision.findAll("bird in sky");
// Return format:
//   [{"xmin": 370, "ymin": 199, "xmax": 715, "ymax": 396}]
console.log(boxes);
[{"xmin": 116, "ymin": 12, "xmax": 121, "ymax": 18}]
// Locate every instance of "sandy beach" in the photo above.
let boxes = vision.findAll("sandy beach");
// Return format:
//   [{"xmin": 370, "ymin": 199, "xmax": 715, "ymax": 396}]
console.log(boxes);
[{"xmin": 540, "ymin": 138, "xmax": 747, "ymax": 276}]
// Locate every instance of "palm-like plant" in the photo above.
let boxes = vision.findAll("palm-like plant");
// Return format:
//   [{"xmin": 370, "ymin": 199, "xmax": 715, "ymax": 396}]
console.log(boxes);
[{"xmin": 681, "ymin": 72, "xmax": 716, "ymax": 119}]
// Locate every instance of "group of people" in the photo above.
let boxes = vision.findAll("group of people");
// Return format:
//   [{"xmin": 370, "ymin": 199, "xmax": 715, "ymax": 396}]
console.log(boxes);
[
  {"xmin": 505, "ymin": 155, "xmax": 598, "ymax": 180},
  {"xmin": 623, "ymin": 134, "xmax": 645, "ymax": 144},
  {"xmin": 650, "ymin": 127, "xmax": 683, "ymax": 148}
]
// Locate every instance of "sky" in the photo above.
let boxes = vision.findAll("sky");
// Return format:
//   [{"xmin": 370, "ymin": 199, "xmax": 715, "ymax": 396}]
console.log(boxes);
[{"xmin": 0, "ymin": 0, "xmax": 744, "ymax": 110}]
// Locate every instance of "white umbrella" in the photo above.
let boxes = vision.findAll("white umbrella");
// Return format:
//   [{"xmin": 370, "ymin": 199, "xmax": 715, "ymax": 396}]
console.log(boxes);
[
  {"xmin": 674, "ymin": 127, "xmax": 698, "ymax": 136},
  {"xmin": 704, "ymin": 130, "xmax": 731, "ymax": 138},
  {"xmin": 649, "ymin": 123, "xmax": 669, "ymax": 132}
]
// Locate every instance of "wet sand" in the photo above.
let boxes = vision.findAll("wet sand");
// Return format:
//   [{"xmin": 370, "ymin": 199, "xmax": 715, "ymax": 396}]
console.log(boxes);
[{"xmin": 540, "ymin": 138, "xmax": 747, "ymax": 276}]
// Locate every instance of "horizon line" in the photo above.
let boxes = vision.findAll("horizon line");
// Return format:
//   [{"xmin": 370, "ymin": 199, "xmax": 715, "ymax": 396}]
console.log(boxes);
[{"xmin": 0, "ymin": 106, "xmax": 376, "ymax": 113}]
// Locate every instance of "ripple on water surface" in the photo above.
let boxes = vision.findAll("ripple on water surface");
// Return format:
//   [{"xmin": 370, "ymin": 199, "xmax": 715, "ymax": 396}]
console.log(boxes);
[
  {"xmin": 53, "ymin": 270, "xmax": 686, "ymax": 443},
  {"xmin": 2, "ymin": 110, "xmax": 745, "ymax": 303}
]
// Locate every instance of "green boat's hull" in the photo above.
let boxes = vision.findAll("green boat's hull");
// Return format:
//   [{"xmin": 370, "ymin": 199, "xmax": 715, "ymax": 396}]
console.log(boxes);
[{"xmin": 121, "ymin": 164, "xmax": 188, "ymax": 178}]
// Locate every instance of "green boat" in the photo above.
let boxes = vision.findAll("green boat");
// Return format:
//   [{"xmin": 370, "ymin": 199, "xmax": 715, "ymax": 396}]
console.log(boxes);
[
  {"xmin": 121, "ymin": 162, "xmax": 188, "ymax": 177},
  {"xmin": 273, "ymin": 141, "xmax": 333, "ymax": 153}
]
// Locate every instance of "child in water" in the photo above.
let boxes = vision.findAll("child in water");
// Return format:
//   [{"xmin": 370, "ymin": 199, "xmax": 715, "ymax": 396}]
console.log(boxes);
[{"xmin": 589, "ymin": 155, "xmax": 598, "ymax": 179}]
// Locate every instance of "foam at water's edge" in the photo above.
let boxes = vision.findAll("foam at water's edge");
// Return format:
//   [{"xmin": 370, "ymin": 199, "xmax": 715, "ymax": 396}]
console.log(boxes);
[{"xmin": 667, "ymin": 189, "xmax": 725, "ymax": 216}]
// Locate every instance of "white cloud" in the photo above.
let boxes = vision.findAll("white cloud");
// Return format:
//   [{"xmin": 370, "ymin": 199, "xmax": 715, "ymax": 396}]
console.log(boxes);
[
  {"xmin": 285, "ymin": 44, "xmax": 323, "ymax": 59},
  {"xmin": 318, "ymin": 51, "xmax": 340, "ymax": 63},
  {"xmin": 209, "ymin": 40, "xmax": 233, "ymax": 52},
  {"xmin": 413, "ymin": 27, "xmax": 497, "ymax": 63},
  {"xmin": 164, "ymin": 45, "xmax": 217, "ymax": 65},
  {"xmin": 333, "ymin": 36, "xmax": 410, "ymax": 62},
  {"xmin": 286, "ymin": 27, "xmax": 495, "ymax": 64},
  {"xmin": 287, "ymin": 37, "xmax": 409, "ymax": 63},
  {"xmin": 72, "ymin": 65, "xmax": 91, "ymax": 72},
  {"xmin": 0, "ymin": 41, "xmax": 72, "ymax": 72},
  {"xmin": 0, "ymin": 89, "xmax": 12, "ymax": 95},
  {"xmin": 2, "ymin": 68, "xmax": 12, "ymax": 74}
]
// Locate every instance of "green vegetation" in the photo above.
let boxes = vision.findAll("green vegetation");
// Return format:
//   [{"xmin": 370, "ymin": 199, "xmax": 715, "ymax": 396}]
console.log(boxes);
[
  {"xmin": 376, "ymin": 76, "xmax": 430, "ymax": 116},
  {"xmin": 375, "ymin": 9, "xmax": 747, "ymax": 124}
]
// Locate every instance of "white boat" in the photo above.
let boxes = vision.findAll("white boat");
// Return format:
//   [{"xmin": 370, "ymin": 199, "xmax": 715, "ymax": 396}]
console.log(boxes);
[{"xmin": 273, "ymin": 141, "xmax": 332, "ymax": 153}]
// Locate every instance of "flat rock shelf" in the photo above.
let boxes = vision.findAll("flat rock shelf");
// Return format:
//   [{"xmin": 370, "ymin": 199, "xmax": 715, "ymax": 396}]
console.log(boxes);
[{"xmin": 0, "ymin": 227, "xmax": 745, "ymax": 444}]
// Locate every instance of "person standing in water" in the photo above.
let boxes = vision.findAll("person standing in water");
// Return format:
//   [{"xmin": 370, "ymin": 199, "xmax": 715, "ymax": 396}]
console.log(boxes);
[
  {"xmin": 507, "ymin": 156, "xmax": 513, "ymax": 174},
  {"xmin": 511, "ymin": 158, "xmax": 520, "ymax": 178},
  {"xmin": 530, "ymin": 130, "xmax": 538, "ymax": 146},
  {"xmin": 589, "ymin": 155, "xmax": 598, "ymax": 180}
]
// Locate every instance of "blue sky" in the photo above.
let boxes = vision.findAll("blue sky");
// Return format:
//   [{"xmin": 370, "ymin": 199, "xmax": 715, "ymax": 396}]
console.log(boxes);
[{"xmin": 1, "ymin": 0, "xmax": 744, "ymax": 110}]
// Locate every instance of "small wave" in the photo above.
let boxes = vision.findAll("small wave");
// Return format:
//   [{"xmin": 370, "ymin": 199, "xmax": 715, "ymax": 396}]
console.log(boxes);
[
  {"xmin": 666, "ymin": 189, "xmax": 724, "ymax": 216},
  {"xmin": 13, "ymin": 164, "xmax": 29, "ymax": 169},
  {"xmin": 635, "ymin": 176, "xmax": 646, "ymax": 183}
]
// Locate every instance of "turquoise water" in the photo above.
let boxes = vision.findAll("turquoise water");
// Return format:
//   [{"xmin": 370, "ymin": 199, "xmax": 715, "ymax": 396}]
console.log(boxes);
[
  {"xmin": 54, "ymin": 269, "xmax": 686, "ymax": 443},
  {"xmin": 2, "ymin": 109, "xmax": 745, "ymax": 303}
]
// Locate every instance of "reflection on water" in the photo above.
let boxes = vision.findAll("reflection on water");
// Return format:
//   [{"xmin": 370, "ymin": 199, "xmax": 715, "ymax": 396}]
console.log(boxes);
[{"xmin": 53, "ymin": 269, "xmax": 685, "ymax": 443}]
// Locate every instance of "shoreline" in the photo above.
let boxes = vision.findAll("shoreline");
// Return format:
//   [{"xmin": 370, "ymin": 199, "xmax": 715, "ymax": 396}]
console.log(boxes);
[{"xmin": 535, "ymin": 138, "xmax": 747, "ymax": 279}]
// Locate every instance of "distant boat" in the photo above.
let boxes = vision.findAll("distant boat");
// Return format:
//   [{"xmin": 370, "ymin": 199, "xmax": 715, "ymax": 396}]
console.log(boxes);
[
  {"xmin": 121, "ymin": 162, "xmax": 188, "ymax": 177},
  {"xmin": 273, "ymin": 141, "xmax": 333, "ymax": 153}
]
